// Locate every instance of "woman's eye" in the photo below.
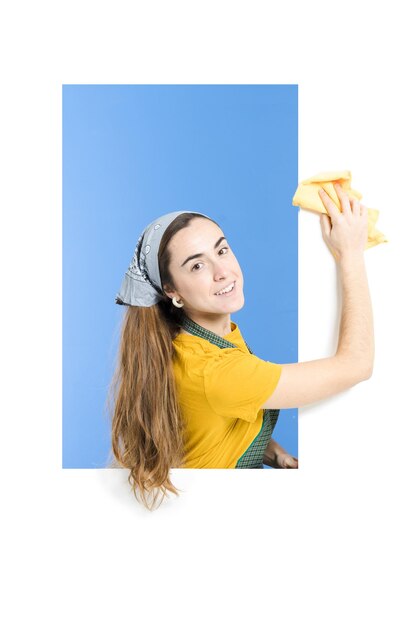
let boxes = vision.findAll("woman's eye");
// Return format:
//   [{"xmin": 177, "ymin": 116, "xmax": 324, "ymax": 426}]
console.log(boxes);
[{"xmin": 191, "ymin": 247, "xmax": 229, "ymax": 271}]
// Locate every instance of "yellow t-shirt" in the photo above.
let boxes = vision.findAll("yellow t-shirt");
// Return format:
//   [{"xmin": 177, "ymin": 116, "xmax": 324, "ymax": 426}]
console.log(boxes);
[{"xmin": 172, "ymin": 320, "xmax": 283, "ymax": 468}]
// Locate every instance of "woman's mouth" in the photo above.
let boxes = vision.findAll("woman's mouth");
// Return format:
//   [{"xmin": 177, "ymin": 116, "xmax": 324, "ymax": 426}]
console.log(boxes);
[{"xmin": 214, "ymin": 281, "xmax": 236, "ymax": 296}]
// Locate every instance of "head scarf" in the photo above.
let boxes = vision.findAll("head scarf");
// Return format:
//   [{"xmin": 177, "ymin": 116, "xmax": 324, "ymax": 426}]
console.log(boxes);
[{"xmin": 115, "ymin": 210, "xmax": 212, "ymax": 307}]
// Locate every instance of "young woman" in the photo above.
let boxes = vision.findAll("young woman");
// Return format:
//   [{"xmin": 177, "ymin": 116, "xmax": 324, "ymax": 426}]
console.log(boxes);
[{"xmin": 108, "ymin": 183, "xmax": 374, "ymax": 509}]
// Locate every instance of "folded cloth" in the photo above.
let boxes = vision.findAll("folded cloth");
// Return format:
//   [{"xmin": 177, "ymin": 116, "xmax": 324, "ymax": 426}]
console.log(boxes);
[{"xmin": 292, "ymin": 170, "xmax": 388, "ymax": 249}]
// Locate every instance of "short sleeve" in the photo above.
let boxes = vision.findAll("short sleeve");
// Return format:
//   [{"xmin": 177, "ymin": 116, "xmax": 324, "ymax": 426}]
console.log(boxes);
[{"xmin": 203, "ymin": 349, "xmax": 282, "ymax": 422}]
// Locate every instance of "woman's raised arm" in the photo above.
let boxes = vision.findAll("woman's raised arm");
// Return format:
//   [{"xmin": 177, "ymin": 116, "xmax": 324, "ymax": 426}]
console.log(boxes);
[{"xmin": 262, "ymin": 183, "xmax": 374, "ymax": 410}]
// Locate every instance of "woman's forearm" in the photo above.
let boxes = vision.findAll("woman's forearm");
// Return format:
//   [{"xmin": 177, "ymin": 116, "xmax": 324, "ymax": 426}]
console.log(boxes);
[{"xmin": 336, "ymin": 252, "xmax": 375, "ymax": 376}]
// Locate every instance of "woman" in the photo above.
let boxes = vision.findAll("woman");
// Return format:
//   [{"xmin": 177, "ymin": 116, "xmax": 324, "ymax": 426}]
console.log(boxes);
[{"xmin": 108, "ymin": 183, "xmax": 374, "ymax": 509}]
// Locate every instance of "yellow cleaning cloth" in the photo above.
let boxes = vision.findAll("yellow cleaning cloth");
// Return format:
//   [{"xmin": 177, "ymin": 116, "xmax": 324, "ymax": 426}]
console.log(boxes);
[{"xmin": 292, "ymin": 170, "xmax": 388, "ymax": 249}]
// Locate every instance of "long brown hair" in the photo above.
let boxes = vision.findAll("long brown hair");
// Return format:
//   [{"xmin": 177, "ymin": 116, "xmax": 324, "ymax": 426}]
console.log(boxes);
[{"xmin": 106, "ymin": 212, "xmax": 220, "ymax": 510}]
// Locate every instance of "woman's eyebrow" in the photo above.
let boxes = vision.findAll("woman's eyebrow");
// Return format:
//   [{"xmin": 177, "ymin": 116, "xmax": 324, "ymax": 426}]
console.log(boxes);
[{"xmin": 181, "ymin": 236, "xmax": 226, "ymax": 267}]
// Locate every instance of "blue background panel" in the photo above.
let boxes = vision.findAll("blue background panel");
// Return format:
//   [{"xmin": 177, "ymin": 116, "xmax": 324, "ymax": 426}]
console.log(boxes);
[{"xmin": 62, "ymin": 84, "xmax": 298, "ymax": 468}]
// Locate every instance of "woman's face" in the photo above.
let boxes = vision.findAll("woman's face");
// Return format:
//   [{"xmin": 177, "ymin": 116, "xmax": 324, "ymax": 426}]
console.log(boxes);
[{"xmin": 163, "ymin": 218, "xmax": 245, "ymax": 315}]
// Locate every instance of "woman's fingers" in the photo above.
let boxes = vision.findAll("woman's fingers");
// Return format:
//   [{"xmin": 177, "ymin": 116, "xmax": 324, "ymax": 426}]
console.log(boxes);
[
  {"xmin": 334, "ymin": 182, "xmax": 352, "ymax": 217},
  {"xmin": 318, "ymin": 186, "xmax": 340, "ymax": 220},
  {"xmin": 351, "ymin": 196, "xmax": 361, "ymax": 216},
  {"xmin": 316, "ymin": 182, "xmax": 369, "ymax": 259},
  {"xmin": 320, "ymin": 212, "xmax": 331, "ymax": 238},
  {"xmin": 319, "ymin": 183, "xmax": 362, "ymax": 222}
]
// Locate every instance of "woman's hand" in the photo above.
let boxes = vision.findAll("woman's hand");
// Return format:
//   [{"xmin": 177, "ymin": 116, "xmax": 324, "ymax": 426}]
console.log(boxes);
[
  {"xmin": 263, "ymin": 438, "xmax": 298, "ymax": 469},
  {"xmin": 318, "ymin": 182, "xmax": 368, "ymax": 263}
]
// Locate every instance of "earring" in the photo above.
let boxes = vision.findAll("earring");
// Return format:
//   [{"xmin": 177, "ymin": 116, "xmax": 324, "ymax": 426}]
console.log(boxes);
[{"xmin": 172, "ymin": 296, "xmax": 184, "ymax": 308}]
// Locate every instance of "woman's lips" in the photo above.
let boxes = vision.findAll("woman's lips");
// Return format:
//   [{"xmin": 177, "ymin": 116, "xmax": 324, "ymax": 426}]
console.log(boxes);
[{"xmin": 214, "ymin": 281, "xmax": 236, "ymax": 296}]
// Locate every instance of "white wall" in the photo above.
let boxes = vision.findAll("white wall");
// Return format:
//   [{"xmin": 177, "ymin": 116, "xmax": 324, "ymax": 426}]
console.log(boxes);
[{"xmin": 3, "ymin": 2, "xmax": 416, "ymax": 625}]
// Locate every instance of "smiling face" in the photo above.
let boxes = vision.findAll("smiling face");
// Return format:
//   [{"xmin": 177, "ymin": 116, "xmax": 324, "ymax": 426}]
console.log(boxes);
[{"xmin": 163, "ymin": 217, "xmax": 245, "ymax": 319}]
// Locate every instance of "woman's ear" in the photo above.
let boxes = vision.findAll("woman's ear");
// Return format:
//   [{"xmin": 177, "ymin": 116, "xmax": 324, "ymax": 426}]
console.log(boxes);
[{"xmin": 162, "ymin": 284, "xmax": 175, "ymax": 299}]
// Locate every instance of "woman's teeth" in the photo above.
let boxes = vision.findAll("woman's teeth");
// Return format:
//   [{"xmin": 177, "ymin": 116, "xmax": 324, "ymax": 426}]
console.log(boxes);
[{"xmin": 215, "ymin": 282, "xmax": 235, "ymax": 295}]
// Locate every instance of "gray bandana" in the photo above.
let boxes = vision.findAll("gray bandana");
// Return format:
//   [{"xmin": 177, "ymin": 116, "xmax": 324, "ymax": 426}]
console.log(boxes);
[{"xmin": 115, "ymin": 210, "xmax": 211, "ymax": 307}]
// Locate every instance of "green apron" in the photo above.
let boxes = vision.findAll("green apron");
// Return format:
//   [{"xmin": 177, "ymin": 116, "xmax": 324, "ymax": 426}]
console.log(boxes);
[{"xmin": 180, "ymin": 315, "xmax": 280, "ymax": 469}]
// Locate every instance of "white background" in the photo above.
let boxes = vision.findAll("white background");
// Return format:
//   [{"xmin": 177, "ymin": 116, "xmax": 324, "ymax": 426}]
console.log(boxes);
[{"xmin": 1, "ymin": 1, "xmax": 417, "ymax": 624}]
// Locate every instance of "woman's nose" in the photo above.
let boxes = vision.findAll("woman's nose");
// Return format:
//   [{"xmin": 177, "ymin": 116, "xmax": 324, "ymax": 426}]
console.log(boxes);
[{"xmin": 213, "ymin": 265, "xmax": 228, "ymax": 279}]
